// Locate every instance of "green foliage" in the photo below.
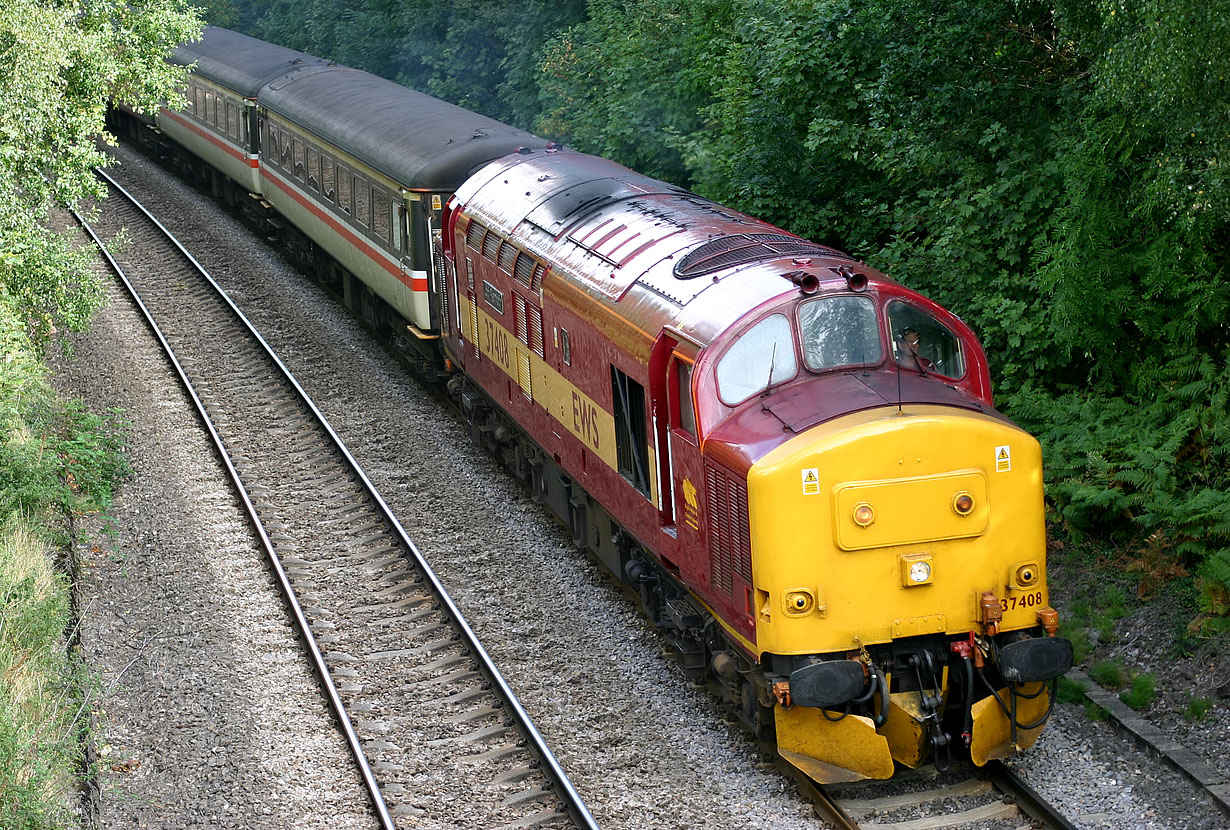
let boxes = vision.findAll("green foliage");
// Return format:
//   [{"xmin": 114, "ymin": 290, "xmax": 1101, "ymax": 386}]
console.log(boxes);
[
  {"xmin": 1056, "ymin": 675, "xmax": 1089, "ymax": 705},
  {"xmin": 1085, "ymin": 700, "xmax": 1109, "ymax": 721},
  {"xmin": 1199, "ymin": 550, "xmax": 1230, "ymax": 618},
  {"xmin": 1006, "ymin": 353, "xmax": 1230, "ymax": 588},
  {"xmin": 251, "ymin": 0, "xmax": 586, "ymax": 129},
  {"xmin": 1118, "ymin": 672, "xmax": 1157, "ymax": 710},
  {"xmin": 535, "ymin": 0, "xmax": 735, "ymax": 184},
  {"xmin": 1061, "ymin": 625, "xmax": 1093, "ymax": 664},
  {"xmin": 1093, "ymin": 585, "xmax": 1129, "ymax": 641},
  {"xmin": 1089, "ymin": 658, "xmax": 1127, "ymax": 690},
  {"xmin": 1183, "ymin": 694, "xmax": 1214, "ymax": 722},
  {"xmin": 1, "ymin": 302, "xmax": 131, "ymax": 521},
  {"xmin": 0, "ymin": 0, "xmax": 200, "ymax": 347}
]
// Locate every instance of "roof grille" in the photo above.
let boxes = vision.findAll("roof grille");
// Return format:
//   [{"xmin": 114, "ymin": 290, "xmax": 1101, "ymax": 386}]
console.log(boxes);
[{"xmin": 673, "ymin": 233, "xmax": 851, "ymax": 280}]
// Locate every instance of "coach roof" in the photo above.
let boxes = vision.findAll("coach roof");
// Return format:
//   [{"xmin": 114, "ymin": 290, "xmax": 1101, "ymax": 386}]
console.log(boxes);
[
  {"xmin": 172, "ymin": 26, "xmax": 328, "ymax": 97},
  {"xmin": 258, "ymin": 66, "xmax": 547, "ymax": 190}
]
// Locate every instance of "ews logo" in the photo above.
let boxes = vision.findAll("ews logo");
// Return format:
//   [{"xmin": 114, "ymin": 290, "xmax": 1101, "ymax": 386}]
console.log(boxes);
[{"xmin": 571, "ymin": 391, "xmax": 601, "ymax": 450}]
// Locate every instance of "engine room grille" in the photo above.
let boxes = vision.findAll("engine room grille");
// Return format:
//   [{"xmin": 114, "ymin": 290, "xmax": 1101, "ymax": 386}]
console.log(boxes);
[
  {"xmin": 673, "ymin": 233, "xmax": 851, "ymax": 280},
  {"xmin": 465, "ymin": 218, "xmax": 485, "ymax": 250},
  {"xmin": 513, "ymin": 252, "xmax": 534, "ymax": 286},
  {"xmin": 705, "ymin": 464, "xmax": 752, "ymax": 595}
]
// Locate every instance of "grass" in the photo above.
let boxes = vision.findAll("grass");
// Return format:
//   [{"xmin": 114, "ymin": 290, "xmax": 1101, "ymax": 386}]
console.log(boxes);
[
  {"xmin": 0, "ymin": 296, "xmax": 130, "ymax": 827},
  {"xmin": 1056, "ymin": 675, "xmax": 1088, "ymax": 704},
  {"xmin": 1119, "ymin": 672, "xmax": 1157, "ymax": 710},
  {"xmin": 1089, "ymin": 658, "xmax": 1127, "ymax": 690},
  {"xmin": 0, "ymin": 517, "xmax": 83, "ymax": 829}
]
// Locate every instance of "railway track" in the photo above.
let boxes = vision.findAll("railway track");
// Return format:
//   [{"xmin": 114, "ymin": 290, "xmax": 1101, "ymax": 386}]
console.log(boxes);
[
  {"xmin": 74, "ymin": 168, "xmax": 598, "ymax": 830},
  {"xmin": 798, "ymin": 760, "xmax": 1078, "ymax": 830}
]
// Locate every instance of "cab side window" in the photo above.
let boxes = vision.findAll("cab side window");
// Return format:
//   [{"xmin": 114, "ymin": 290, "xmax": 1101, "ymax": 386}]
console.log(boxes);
[{"xmin": 886, "ymin": 301, "xmax": 967, "ymax": 379}]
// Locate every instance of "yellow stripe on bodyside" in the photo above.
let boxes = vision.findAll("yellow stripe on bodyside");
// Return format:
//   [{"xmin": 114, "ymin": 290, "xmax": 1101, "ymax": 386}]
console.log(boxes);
[{"xmin": 460, "ymin": 296, "xmax": 658, "ymax": 505}]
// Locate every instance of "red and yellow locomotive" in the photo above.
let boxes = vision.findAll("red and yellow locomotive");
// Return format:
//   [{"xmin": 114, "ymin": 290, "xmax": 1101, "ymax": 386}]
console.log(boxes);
[
  {"xmin": 440, "ymin": 149, "xmax": 1072, "ymax": 782},
  {"xmin": 124, "ymin": 26, "xmax": 1072, "ymax": 783}
]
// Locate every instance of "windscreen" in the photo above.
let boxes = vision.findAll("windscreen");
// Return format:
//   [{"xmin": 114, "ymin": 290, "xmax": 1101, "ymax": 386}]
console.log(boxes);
[{"xmin": 797, "ymin": 295, "xmax": 882, "ymax": 371}]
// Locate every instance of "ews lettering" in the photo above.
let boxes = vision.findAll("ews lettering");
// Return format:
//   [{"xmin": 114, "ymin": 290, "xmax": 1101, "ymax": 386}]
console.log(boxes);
[{"xmin": 571, "ymin": 391, "xmax": 601, "ymax": 449}]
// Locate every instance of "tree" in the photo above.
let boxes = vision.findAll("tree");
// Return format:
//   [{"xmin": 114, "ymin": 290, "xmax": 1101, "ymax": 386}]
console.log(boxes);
[{"xmin": 0, "ymin": 0, "xmax": 201, "ymax": 346}]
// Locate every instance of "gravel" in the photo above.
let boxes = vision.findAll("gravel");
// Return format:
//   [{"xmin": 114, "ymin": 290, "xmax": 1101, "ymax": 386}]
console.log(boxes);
[
  {"xmin": 50, "ymin": 222, "xmax": 375, "ymax": 828},
  {"xmin": 47, "ymin": 142, "xmax": 1230, "ymax": 829}
]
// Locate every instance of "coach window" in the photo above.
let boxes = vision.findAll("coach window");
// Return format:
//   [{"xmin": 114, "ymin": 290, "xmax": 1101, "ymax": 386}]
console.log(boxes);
[
  {"xmin": 306, "ymin": 147, "xmax": 319, "ymax": 191},
  {"xmin": 392, "ymin": 203, "xmax": 403, "ymax": 250},
  {"xmin": 191, "ymin": 86, "xmax": 202, "ymax": 119},
  {"xmin": 612, "ymin": 367, "xmax": 652, "ymax": 499},
  {"xmin": 716, "ymin": 314, "xmax": 797, "ymax": 405},
  {"xmin": 337, "ymin": 164, "xmax": 352, "ymax": 213},
  {"xmin": 203, "ymin": 90, "xmax": 215, "ymax": 126},
  {"xmin": 226, "ymin": 102, "xmax": 239, "ymax": 140},
  {"xmin": 292, "ymin": 138, "xmax": 305, "ymax": 181},
  {"xmin": 321, "ymin": 156, "xmax": 335, "ymax": 200},
  {"xmin": 354, "ymin": 177, "xmax": 370, "ymax": 226},
  {"xmin": 372, "ymin": 191, "xmax": 390, "ymax": 242},
  {"xmin": 265, "ymin": 126, "xmax": 279, "ymax": 164}
]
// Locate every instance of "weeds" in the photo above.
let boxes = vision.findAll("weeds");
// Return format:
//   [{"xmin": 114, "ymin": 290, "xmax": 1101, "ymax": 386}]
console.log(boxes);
[
  {"xmin": 1056, "ymin": 675, "xmax": 1088, "ymax": 705},
  {"xmin": 1089, "ymin": 658, "xmax": 1127, "ymax": 690},
  {"xmin": 1184, "ymin": 694, "xmax": 1214, "ymax": 722},
  {"xmin": 1119, "ymin": 672, "xmax": 1157, "ymax": 710}
]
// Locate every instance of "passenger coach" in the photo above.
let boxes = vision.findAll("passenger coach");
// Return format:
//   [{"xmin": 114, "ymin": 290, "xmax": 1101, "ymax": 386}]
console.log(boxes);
[{"xmin": 162, "ymin": 27, "xmax": 545, "ymax": 336}]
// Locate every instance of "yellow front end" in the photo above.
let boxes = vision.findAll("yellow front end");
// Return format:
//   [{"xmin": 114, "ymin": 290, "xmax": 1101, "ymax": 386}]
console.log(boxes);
[{"xmin": 749, "ymin": 404, "xmax": 1053, "ymax": 781}]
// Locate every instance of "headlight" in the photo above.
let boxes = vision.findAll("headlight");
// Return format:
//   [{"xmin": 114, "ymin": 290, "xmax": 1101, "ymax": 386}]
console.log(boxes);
[{"xmin": 900, "ymin": 553, "xmax": 934, "ymax": 587}]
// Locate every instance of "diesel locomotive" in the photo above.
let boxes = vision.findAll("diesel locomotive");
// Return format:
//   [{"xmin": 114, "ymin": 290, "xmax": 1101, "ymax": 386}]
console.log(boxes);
[{"xmin": 111, "ymin": 25, "xmax": 1073, "ymax": 783}]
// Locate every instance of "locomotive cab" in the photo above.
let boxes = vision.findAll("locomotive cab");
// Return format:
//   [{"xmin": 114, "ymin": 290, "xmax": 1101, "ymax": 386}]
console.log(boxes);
[{"xmin": 691, "ymin": 277, "xmax": 1072, "ymax": 782}]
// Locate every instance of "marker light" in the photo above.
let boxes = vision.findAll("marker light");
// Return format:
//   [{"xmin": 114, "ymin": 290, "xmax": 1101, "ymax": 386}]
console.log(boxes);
[
  {"xmin": 909, "ymin": 560, "xmax": 932, "ymax": 583},
  {"xmin": 952, "ymin": 492, "xmax": 975, "ymax": 516},
  {"xmin": 1013, "ymin": 561, "xmax": 1040, "ymax": 588},
  {"xmin": 853, "ymin": 503, "xmax": 875, "ymax": 527},
  {"xmin": 783, "ymin": 590, "xmax": 816, "ymax": 616}
]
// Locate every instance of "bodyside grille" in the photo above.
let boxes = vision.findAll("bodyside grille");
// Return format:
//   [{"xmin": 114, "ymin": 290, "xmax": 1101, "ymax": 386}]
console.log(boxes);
[{"xmin": 706, "ymin": 464, "xmax": 752, "ymax": 595}]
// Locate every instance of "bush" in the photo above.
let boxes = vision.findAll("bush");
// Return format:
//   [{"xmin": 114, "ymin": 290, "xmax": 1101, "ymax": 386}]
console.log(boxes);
[
  {"xmin": 0, "ymin": 308, "xmax": 130, "ymax": 523},
  {"xmin": 0, "ymin": 297, "xmax": 130, "ymax": 826}
]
